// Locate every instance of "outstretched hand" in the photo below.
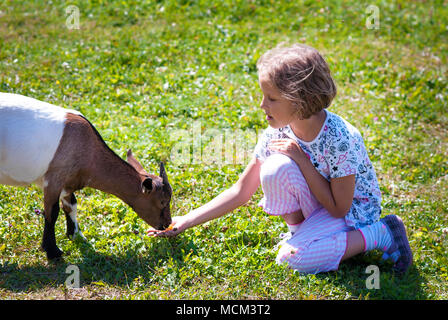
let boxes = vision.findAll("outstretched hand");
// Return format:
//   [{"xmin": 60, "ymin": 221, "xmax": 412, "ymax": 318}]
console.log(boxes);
[{"xmin": 146, "ymin": 215, "xmax": 189, "ymax": 237}]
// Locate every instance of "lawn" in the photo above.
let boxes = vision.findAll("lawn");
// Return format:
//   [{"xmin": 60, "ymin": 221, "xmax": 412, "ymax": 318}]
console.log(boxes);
[{"xmin": 0, "ymin": 0, "xmax": 447, "ymax": 300}]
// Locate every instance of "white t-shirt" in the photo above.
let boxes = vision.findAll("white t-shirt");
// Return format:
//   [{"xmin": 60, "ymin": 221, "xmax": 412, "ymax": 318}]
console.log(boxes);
[{"xmin": 253, "ymin": 110, "xmax": 382, "ymax": 229}]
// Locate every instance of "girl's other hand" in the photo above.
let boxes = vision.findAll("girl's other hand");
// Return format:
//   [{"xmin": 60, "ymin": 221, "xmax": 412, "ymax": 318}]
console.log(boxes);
[
  {"xmin": 268, "ymin": 139, "xmax": 304, "ymax": 162},
  {"xmin": 146, "ymin": 215, "xmax": 189, "ymax": 237}
]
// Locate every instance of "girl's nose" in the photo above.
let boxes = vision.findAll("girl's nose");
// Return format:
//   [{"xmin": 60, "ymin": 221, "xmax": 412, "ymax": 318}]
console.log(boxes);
[{"xmin": 260, "ymin": 96, "xmax": 268, "ymax": 110}]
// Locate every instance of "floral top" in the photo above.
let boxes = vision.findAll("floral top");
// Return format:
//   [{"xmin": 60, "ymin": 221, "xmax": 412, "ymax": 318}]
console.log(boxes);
[{"xmin": 253, "ymin": 110, "xmax": 382, "ymax": 229}]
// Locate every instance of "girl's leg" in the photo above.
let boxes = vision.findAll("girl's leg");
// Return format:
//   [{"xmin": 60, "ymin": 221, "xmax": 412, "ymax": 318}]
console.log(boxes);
[
  {"xmin": 282, "ymin": 210, "xmax": 305, "ymax": 225},
  {"xmin": 260, "ymin": 154, "xmax": 365, "ymax": 273},
  {"xmin": 341, "ymin": 230, "xmax": 365, "ymax": 261},
  {"xmin": 342, "ymin": 216, "xmax": 413, "ymax": 273},
  {"xmin": 276, "ymin": 208, "xmax": 352, "ymax": 274},
  {"xmin": 282, "ymin": 210, "xmax": 305, "ymax": 235},
  {"xmin": 355, "ymin": 215, "xmax": 413, "ymax": 273},
  {"xmin": 259, "ymin": 154, "xmax": 322, "ymax": 219}
]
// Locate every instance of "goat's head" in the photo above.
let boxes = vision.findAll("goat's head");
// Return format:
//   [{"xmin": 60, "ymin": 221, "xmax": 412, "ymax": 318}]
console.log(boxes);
[{"xmin": 126, "ymin": 149, "xmax": 172, "ymax": 230}]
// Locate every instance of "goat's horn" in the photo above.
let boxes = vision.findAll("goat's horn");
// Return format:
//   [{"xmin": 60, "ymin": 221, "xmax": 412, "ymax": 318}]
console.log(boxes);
[{"xmin": 159, "ymin": 162, "xmax": 169, "ymax": 183}]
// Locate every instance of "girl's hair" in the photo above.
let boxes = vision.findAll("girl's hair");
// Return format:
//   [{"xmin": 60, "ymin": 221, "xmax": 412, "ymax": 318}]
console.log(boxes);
[{"xmin": 257, "ymin": 43, "xmax": 337, "ymax": 119}]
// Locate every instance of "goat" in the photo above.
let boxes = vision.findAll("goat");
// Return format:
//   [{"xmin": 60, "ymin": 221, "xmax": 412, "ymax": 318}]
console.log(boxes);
[{"xmin": 0, "ymin": 92, "xmax": 172, "ymax": 260}]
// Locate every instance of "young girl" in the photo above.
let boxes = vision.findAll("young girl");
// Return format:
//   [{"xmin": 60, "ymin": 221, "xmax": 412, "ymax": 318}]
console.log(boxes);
[{"xmin": 147, "ymin": 44, "xmax": 413, "ymax": 274}]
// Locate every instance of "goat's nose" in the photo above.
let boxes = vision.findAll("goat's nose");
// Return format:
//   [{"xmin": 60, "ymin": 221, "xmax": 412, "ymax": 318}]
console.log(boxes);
[
  {"xmin": 157, "ymin": 219, "xmax": 172, "ymax": 231},
  {"xmin": 164, "ymin": 218, "xmax": 172, "ymax": 229}
]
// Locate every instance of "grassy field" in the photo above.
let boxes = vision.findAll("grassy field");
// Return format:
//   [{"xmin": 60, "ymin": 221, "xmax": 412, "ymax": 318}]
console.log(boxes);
[{"xmin": 0, "ymin": 0, "xmax": 447, "ymax": 300}]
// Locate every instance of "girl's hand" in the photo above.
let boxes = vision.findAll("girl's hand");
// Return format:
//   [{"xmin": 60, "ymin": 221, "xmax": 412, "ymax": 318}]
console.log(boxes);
[
  {"xmin": 268, "ymin": 139, "xmax": 305, "ymax": 162},
  {"xmin": 146, "ymin": 215, "xmax": 190, "ymax": 237}
]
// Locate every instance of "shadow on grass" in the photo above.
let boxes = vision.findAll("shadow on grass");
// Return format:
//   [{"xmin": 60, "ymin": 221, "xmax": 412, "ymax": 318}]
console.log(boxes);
[
  {"xmin": 316, "ymin": 252, "xmax": 427, "ymax": 299},
  {"xmin": 1, "ymin": 237, "xmax": 426, "ymax": 299},
  {"xmin": 0, "ymin": 235, "xmax": 195, "ymax": 293}
]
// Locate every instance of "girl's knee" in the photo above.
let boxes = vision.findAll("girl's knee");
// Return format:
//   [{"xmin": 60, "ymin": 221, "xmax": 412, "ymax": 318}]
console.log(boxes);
[
  {"xmin": 275, "ymin": 243, "xmax": 299, "ymax": 266},
  {"xmin": 275, "ymin": 243, "xmax": 338, "ymax": 274},
  {"xmin": 260, "ymin": 154, "xmax": 299, "ymax": 186},
  {"xmin": 275, "ymin": 244, "xmax": 314, "ymax": 273},
  {"xmin": 259, "ymin": 154, "xmax": 307, "ymax": 216}
]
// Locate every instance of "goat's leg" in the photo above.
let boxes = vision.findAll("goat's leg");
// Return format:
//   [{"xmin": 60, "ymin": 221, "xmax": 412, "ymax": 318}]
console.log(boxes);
[
  {"xmin": 41, "ymin": 190, "xmax": 63, "ymax": 260},
  {"xmin": 60, "ymin": 190, "xmax": 85, "ymax": 241}
]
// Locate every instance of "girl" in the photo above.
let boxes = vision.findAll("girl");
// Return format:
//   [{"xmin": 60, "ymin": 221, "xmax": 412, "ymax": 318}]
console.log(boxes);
[{"xmin": 148, "ymin": 44, "xmax": 413, "ymax": 274}]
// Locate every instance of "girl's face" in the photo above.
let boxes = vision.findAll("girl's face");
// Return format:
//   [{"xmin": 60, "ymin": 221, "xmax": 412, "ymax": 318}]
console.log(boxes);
[{"xmin": 258, "ymin": 73, "xmax": 297, "ymax": 129}]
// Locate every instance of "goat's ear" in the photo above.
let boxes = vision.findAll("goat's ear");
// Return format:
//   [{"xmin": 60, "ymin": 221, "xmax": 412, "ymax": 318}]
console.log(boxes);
[
  {"xmin": 159, "ymin": 161, "xmax": 172, "ymax": 194},
  {"xmin": 141, "ymin": 177, "xmax": 153, "ymax": 194},
  {"xmin": 127, "ymin": 149, "xmax": 148, "ymax": 175}
]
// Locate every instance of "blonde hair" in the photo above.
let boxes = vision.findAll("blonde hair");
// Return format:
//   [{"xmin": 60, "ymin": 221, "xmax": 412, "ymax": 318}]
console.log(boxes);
[{"xmin": 257, "ymin": 44, "xmax": 337, "ymax": 119}]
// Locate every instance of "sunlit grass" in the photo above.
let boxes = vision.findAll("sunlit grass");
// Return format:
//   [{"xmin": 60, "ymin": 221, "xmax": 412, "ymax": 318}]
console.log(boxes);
[{"xmin": 0, "ymin": 0, "xmax": 447, "ymax": 299}]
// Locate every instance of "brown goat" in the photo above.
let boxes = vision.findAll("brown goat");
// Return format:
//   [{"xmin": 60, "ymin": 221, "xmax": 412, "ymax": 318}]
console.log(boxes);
[{"xmin": 0, "ymin": 93, "xmax": 172, "ymax": 260}]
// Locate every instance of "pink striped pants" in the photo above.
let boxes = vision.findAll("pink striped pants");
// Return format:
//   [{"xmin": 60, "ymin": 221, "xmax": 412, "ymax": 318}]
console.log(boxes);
[{"xmin": 259, "ymin": 154, "xmax": 353, "ymax": 274}]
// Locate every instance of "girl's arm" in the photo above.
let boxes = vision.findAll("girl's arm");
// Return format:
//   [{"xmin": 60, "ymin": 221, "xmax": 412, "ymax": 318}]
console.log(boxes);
[
  {"xmin": 147, "ymin": 157, "xmax": 262, "ymax": 236},
  {"xmin": 269, "ymin": 139, "xmax": 355, "ymax": 218}
]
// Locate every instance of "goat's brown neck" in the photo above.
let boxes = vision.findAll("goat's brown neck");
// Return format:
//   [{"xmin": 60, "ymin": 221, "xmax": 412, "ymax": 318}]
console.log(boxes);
[{"xmin": 85, "ymin": 147, "xmax": 141, "ymax": 207}]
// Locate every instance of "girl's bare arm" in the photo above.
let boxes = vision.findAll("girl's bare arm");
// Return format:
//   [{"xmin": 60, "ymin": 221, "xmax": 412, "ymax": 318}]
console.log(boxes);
[{"xmin": 147, "ymin": 157, "xmax": 262, "ymax": 236}]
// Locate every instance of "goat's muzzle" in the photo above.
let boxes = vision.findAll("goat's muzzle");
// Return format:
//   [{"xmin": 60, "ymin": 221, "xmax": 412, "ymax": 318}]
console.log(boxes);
[{"xmin": 157, "ymin": 220, "xmax": 172, "ymax": 231}]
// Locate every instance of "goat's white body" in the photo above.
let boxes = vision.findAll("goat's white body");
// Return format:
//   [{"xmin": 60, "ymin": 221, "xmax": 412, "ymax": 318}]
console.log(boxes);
[{"xmin": 0, "ymin": 92, "xmax": 81, "ymax": 187}]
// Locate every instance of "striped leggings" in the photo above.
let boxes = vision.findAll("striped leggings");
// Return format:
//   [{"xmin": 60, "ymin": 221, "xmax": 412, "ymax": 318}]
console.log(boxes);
[{"xmin": 259, "ymin": 154, "xmax": 354, "ymax": 274}]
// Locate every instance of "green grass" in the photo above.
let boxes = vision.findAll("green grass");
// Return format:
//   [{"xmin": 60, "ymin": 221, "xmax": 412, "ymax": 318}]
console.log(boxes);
[{"xmin": 1, "ymin": 0, "xmax": 447, "ymax": 299}]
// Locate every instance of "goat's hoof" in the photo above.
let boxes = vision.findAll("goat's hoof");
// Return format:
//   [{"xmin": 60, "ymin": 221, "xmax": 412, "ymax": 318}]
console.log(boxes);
[
  {"xmin": 45, "ymin": 247, "xmax": 64, "ymax": 261},
  {"xmin": 69, "ymin": 231, "xmax": 87, "ymax": 242},
  {"xmin": 48, "ymin": 256, "xmax": 65, "ymax": 265}
]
